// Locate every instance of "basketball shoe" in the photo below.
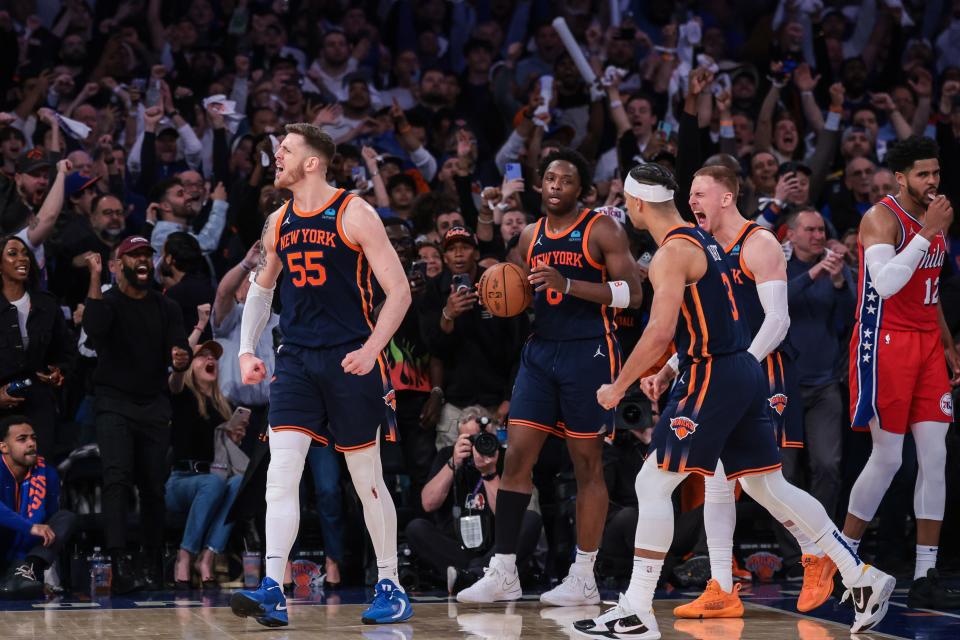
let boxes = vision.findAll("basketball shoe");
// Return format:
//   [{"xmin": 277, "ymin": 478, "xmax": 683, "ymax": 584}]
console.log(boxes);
[
  {"xmin": 229, "ymin": 576, "xmax": 288, "ymax": 627},
  {"xmin": 673, "ymin": 580, "xmax": 743, "ymax": 619},
  {"xmin": 456, "ymin": 556, "xmax": 522, "ymax": 603},
  {"xmin": 572, "ymin": 594, "xmax": 660, "ymax": 639},
  {"xmin": 540, "ymin": 566, "xmax": 601, "ymax": 606},
  {"xmin": 361, "ymin": 579, "xmax": 413, "ymax": 624},
  {"xmin": 796, "ymin": 554, "xmax": 836, "ymax": 612},
  {"xmin": 842, "ymin": 565, "xmax": 895, "ymax": 633}
]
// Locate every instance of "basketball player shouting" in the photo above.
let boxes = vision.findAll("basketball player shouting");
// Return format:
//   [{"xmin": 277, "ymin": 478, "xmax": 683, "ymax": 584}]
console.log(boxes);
[
  {"xmin": 229, "ymin": 123, "xmax": 413, "ymax": 626},
  {"xmin": 457, "ymin": 149, "xmax": 643, "ymax": 606},
  {"xmin": 642, "ymin": 165, "xmax": 834, "ymax": 617},
  {"xmin": 573, "ymin": 163, "xmax": 893, "ymax": 639},
  {"xmin": 841, "ymin": 136, "xmax": 960, "ymax": 608}
]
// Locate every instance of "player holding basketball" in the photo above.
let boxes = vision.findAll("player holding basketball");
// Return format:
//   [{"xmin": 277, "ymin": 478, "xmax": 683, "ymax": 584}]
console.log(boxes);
[
  {"xmin": 229, "ymin": 123, "xmax": 413, "ymax": 626},
  {"xmin": 457, "ymin": 149, "xmax": 643, "ymax": 606},
  {"xmin": 642, "ymin": 165, "xmax": 834, "ymax": 617},
  {"xmin": 573, "ymin": 163, "xmax": 893, "ymax": 640},
  {"xmin": 840, "ymin": 135, "xmax": 960, "ymax": 608}
]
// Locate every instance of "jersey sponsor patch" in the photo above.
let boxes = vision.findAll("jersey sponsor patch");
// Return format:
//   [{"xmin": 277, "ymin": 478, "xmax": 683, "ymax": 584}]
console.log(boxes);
[
  {"xmin": 768, "ymin": 393, "xmax": 788, "ymax": 416},
  {"xmin": 669, "ymin": 416, "xmax": 698, "ymax": 440},
  {"xmin": 940, "ymin": 392, "xmax": 953, "ymax": 418}
]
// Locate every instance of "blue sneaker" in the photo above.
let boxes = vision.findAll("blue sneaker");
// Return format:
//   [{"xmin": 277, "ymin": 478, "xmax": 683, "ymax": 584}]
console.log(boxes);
[
  {"xmin": 230, "ymin": 576, "xmax": 288, "ymax": 627},
  {"xmin": 361, "ymin": 579, "xmax": 414, "ymax": 624}
]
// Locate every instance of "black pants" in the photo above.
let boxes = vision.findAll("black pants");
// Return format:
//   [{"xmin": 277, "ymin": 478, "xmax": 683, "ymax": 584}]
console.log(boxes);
[
  {"xmin": 95, "ymin": 404, "xmax": 170, "ymax": 551},
  {"xmin": 406, "ymin": 510, "xmax": 542, "ymax": 575},
  {"xmin": 26, "ymin": 510, "xmax": 77, "ymax": 568}
]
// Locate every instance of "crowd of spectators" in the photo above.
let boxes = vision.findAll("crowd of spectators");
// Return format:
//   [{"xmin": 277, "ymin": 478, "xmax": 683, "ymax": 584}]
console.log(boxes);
[{"xmin": 3, "ymin": 0, "xmax": 960, "ymax": 596}]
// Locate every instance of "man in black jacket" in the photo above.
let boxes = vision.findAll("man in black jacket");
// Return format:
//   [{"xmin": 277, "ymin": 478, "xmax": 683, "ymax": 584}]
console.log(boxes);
[
  {"xmin": 420, "ymin": 227, "xmax": 528, "ymax": 448},
  {"xmin": 81, "ymin": 235, "xmax": 190, "ymax": 593}
]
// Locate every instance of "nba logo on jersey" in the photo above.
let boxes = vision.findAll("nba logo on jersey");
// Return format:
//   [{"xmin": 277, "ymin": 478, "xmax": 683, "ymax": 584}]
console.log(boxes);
[
  {"xmin": 383, "ymin": 389, "xmax": 397, "ymax": 411},
  {"xmin": 669, "ymin": 416, "xmax": 698, "ymax": 440},
  {"xmin": 768, "ymin": 393, "xmax": 788, "ymax": 416}
]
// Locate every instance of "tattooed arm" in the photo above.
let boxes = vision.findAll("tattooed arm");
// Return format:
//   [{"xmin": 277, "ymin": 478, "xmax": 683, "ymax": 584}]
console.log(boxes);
[{"xmin": 238, "ymin": 208, "xmax": 285, "ymax": 382}]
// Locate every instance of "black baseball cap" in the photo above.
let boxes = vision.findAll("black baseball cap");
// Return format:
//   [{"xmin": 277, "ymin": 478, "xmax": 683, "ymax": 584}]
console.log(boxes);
[
  {"xmin": 442, "ymin": 226, "xmax": 478, "ymax": 250},
  {"xmin": 15, "ymin": 148, "xmax": 52, "ymax": 174}
]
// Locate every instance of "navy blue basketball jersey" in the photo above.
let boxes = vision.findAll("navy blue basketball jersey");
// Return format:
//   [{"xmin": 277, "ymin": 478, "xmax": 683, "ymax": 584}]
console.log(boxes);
[
  {"xmin": 526, "ymin": 209, "xmax": 616, "ymax": 340},
  {"xmin": 664, "ymin": 225, "xmax": 750, "ymax": 368},
  {"xmin": 273, "ymin": 189, "xmax": 374, "ymax": 349}
]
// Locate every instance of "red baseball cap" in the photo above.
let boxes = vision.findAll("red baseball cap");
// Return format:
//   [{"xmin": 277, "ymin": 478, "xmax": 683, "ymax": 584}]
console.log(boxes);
[{"xmin": 116, "ymin": 235, "xmax": 155, "ymax": 258}]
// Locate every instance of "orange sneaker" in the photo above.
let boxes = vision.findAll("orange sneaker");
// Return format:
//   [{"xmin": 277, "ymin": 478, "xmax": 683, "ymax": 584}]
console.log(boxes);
[
  {"xmin": 673, "ymin": 580, "xmax": 744, "ymax": 619},
  {"xmin": 797, "ymin": 554, "xmax": 838, "ymax": 612}
]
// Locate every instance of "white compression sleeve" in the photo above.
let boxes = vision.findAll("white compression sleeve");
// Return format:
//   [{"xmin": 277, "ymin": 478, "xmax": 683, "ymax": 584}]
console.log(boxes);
[
  {"xmin": 864, "ymin": 236, "xmax": 930, "ymax": 299},
  {"xmin": 239, "ymin": 277, "xmax": 275, "ymax": 356},
  {"xmin": 667, "ymin": 353, "xmax": 680, "ymax": 375},
  {"xmin": 748, "ymin": 280, "xmax": 790, "ymax": 362}
]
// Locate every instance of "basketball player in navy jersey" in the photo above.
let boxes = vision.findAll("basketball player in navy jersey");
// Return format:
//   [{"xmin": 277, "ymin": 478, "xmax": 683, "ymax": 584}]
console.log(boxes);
[
  {"xmin": 229, "ymin": 123, "xmax": 413, "ymax": 627},
  {"xmin": 457, "ymin": 149, "xmax": 643, "ymax": 606},
  {"xmin": 643, "ymin": 165, "xmax": 833, "ymax": 618},
  {"xmin": 573, "ymin": 163, "xmax": 893, "ymax": 639}
]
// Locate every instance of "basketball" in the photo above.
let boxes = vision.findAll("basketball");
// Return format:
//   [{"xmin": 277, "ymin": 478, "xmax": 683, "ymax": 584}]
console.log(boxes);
[{"xmin": 479, "ymin": 262, "xmax": 532, "ymax": 318}]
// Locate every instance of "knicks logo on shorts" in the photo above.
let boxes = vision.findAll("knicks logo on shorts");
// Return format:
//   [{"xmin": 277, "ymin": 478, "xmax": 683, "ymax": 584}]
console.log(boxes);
[
  {"xmin": 383, "ymin": 389, "xmax": 397, "ymax": 411},
  {"xmin": 669, "ymin": 416, "xmax": 698, "ymax": 440},
  {"xmin": 768, "ymin": 393, "xmax": 788, "ymax": 416},
  {"xmin": 941, "ymin": 392, "xmax": 953, "ymax": 418}
]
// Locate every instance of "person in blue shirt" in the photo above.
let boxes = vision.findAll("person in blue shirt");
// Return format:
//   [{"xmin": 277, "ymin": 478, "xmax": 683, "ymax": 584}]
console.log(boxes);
[{"xmin": 0, "ymin": 415, "xmax": 76, "ymax": 599}]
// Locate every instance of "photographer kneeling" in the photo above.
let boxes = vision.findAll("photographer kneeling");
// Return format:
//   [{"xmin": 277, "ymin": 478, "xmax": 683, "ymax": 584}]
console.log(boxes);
[{"xmin": 405, "ymin": 408, "xmax": 541, "ymax": 592}]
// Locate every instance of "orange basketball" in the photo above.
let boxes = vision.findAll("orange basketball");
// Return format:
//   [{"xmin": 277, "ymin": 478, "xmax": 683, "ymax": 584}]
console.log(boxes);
[{"xmin": 478, "ymin": 262, "xmax": 532, "ymax": 318}]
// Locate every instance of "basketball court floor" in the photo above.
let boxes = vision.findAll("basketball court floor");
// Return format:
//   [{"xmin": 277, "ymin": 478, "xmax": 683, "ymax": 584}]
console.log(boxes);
[{"xmin": 2, "ymin": 580, "xmax": 958, "ymax": 639}]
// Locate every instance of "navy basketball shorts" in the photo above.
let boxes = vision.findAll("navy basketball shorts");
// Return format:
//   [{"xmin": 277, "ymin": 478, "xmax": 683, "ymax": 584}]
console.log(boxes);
[
  {"xmin": 652, "ymin": 351, "xmax": 781, "ymax": 479},
  {"xmin": 763, "ymin": 350, "xmax": 804, "ymax": 449},
  {"xmin": 268, "ymin": 342, "xmax": 397, "ymax": 451},
  {"xmin": 509, "ymin": 334, "xmax": 621, "ymax": 439}
]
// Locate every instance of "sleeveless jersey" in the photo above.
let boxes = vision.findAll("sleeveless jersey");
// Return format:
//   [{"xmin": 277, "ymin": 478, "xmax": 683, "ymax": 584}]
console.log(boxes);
[
  {"xmin": 664, "ymin": 225, "xmax": 750, "ymax": 369},
  {"xmin": 855, "ymin": 195, "xmax": 946, "ymax": 332},
  {"xmin": 526, "ymin": 208, "xmax": 616, "ymax": 340},
  {"xmin": 273, "ymin": 189, "xmax": 374, "ymax": 348}
]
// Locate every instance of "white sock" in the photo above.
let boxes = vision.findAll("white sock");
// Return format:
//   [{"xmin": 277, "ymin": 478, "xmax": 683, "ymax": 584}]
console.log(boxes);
[
  {"xmin": 817, "ymin": 529, "xmax": 864, "ymax": 586},
  {"xmin": 625, "ymin": 556, "xmax": 663, "ymax": 614},
  {"xmin": 493, "ymin": 553, "xmax": 517, "ymax": 573},
  {"xmin": 915, "ymin": 545, "xmax": 938, "ymax": 580},
  {"xmin": 571, "ymin": 547, "xmax": 597, "ymax": 577},
  {"xmin": 783, "ymin": 519, "xmax": 823, "ymax": 557},
  {"xmin": 840, "ymin": 533, "xmax": 861, "ymax": 555},
  {"xmin": 704, "ymin": 462, "xmax": 736, "ymax": 592},
  {"xmin": 377, "ymin": 557, "xmax": 401, "ymax": 588}
]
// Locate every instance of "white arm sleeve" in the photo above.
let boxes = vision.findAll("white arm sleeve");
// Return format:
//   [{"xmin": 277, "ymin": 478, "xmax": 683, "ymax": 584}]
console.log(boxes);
[
  {"xmin": 864, "ymin": 235, "xmax": 930, "ymax": 299},
  {"xmin": 748, "ymin": 280, "xmax": 790, "ymax": 362},
  {"xmin": 239, "ymin": 277, "xmax": 275, "ymax": 357},
  {"xmin": 667, "ymin": 353, "xmax": 680, "ymax": 375}
]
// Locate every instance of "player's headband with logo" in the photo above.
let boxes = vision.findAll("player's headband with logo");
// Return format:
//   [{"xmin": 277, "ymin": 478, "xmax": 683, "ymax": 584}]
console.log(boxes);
[{"xmin": 624, "ymin": 175, "xmax": 675, "ymax": 203}]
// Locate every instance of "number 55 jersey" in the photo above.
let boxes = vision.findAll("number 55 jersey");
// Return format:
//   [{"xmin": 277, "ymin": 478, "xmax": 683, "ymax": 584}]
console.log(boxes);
[{"xmin": 850, "ymin": 194, "xmax": 952, "ymax": 435}]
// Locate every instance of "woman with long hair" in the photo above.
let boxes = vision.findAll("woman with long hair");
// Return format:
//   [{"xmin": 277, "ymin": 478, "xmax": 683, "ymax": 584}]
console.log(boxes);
[
  {"xmin": 166, "ymin": 340, "xmax": 248, "ymax": 589},
  {"xmin": 0, "ymin": 235, "xmax": 76, "ymax": 459}
]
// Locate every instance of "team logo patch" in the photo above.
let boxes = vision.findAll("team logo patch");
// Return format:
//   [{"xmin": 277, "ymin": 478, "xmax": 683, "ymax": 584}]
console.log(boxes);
[
  {"xmin": 744, "ymin": 551, "xmax": 783, "ymax": 582},
  {"xmin": 768, "ymin": 393, "xmax": 788, "ymax": 416},
  {"xmin": 383, "ymin": 389, "xmax": 397, "ymax": 411},
  {"xmin": 569, "ymin": 229, "xmax": 582, "ymax": 241},
  {"xmin": 669, "ymin": 416, "xmax": 698, "ymax": 440},
  {"xmin": 941, "ymin": 392, "xmax": 953, "ymax": 417},
  {"xmin": 323, "ymin": 207, "xmax": 337, "ymax": 217}
]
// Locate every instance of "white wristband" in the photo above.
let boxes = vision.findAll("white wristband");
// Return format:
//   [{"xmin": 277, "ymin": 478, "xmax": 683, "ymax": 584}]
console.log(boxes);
[{"xmin": 608, "ymin": 280, "xmax": 630, "ymax": 308}]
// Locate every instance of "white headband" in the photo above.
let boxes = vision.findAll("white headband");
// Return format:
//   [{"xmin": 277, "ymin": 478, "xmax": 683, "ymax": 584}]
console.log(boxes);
[{"xmin": 624, "ymin": 175, "xmax": 675, "ymax": 203}]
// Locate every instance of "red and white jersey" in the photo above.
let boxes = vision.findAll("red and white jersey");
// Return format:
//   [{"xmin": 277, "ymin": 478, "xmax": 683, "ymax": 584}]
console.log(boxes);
[{"xmin": 855, "ymin": 194, "xmax": 946, "ymax": 332}]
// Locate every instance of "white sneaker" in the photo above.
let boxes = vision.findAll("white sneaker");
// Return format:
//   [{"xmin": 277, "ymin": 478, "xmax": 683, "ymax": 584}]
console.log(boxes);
[
  {"xmin": 455, "ymin": 557, "xmax": 522, "ymax": 603},
  {"xmin": 571, "ymin": 594, "xmax": 660, "ymax": 639},
  {"xmin": 540, "ymin": 569, "xmax": 601, "ymax": 606},
  {"xmin": 842, "ymin": 564, "xmax": 895, "ymax": 633}
]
